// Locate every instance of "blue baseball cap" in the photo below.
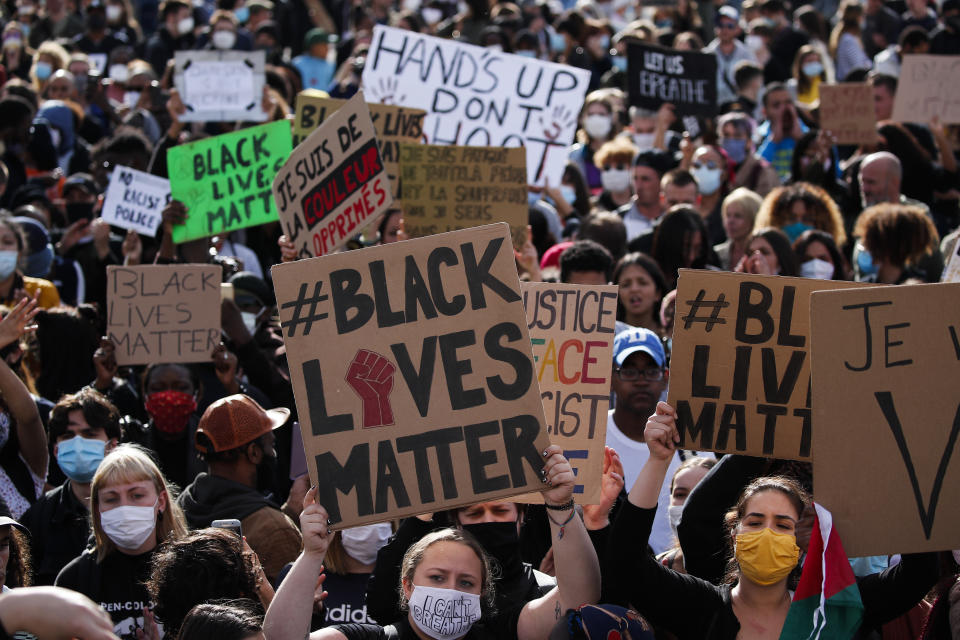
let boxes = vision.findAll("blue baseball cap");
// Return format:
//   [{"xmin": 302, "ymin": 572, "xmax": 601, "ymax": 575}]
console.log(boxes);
[{"xmin": 614, "ymin": 327, "xmax": 665, "ymax": 368}]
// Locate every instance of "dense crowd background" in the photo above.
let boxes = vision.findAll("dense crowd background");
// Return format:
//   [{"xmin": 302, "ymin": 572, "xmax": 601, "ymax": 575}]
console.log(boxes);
[{"xmin": 0, "ymin": 0, "xmax": 956, "ymax": 636}]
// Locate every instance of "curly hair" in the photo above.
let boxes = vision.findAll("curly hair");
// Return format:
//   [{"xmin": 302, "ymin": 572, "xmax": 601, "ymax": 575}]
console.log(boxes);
[
  {"xmin": 753, "ymin": 182, "xmax": 846, "ymax": 247},
  {"xmin": 48, "ymin": 388, "xmax": 123, "ymax": 444},
  {"xmin": 853, "ymin": 203, "xmax": 938, "ymax": 267},
  {"xmin": 398, "ymin": 528, "xmax": 497, "ymax": 619},
  {"xmin": 4, "ymin": 527, "xmax": 32, "ymax": 588},
  {"xmin": 147, "ymin": 528, "xmax": 261, "ymax": 637},
  {"xmin": 175, "ymin": 600, "xmax": 262, "ymax": 640}
]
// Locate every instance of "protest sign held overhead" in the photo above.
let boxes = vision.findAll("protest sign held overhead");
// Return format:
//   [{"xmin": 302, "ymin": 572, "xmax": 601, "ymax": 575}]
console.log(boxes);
[
  {"xmin": 106, "ymin": 265, "xmax": 222, "ymax": 366},
  {"xmin": 818, "ymin": 83, "xmax": 876, "ymax": 145},
  {"xmin": 810, "ymin": 283, "xmax": 960, "ymax": 556},
  {"xmin": 271, "ymin": 223, "xmax": 552, "ymax": 528},
  {"xmin": 399, "ymin": 143, "xmax": 526, "ymax": 247},
  {"xmin": 100, "ymin": 165, "xmax": 170, "ymax": 237},
  {"xmin": 173, "ymin": 50, "xmax": 268, "ymax": 122},
  {"xmin": 293, "ymin": 90, "xmax": 425, "ymax": 200},
  {"xmin": 667, "ymin": 270, "xmax": 863, "ymax": 460},
  {"xmin": 891, "ymin": 55, "xmax": 960, "ymax": 124},
  {"xmin": 274, "ymin": 91, "xmax": 393, "ymax": 258},
  {"xmin": 522, "ymin": 282, "xmax": 618, "ymax": 504},
  {"xmin": 168, "ymin": 119, "xmax": 293, "ymax": 243},
  {"xmin": 627, "ymin": 42, "xmax": 717, "ymax": 117},
  {"xmin": 363, "ymin": 25, "xmax": 590, "ymax": 186}
]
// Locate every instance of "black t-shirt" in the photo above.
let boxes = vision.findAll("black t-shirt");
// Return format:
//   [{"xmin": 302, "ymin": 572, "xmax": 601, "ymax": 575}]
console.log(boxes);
[{"xmin": 322, "ymin": 572, "xmax": 376, "ymax": 627}]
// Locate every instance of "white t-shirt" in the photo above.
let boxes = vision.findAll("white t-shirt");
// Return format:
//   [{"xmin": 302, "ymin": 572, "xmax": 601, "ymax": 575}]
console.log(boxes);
[{"xmin": 606, "ymin": 410, "xmax": 698, "ymax": 555}]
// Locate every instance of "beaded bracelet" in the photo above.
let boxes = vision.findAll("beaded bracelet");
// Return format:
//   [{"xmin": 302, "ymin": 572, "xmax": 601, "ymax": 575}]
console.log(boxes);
[
  {"xmin": 544, "ymin": 498, "xmax": 575, "ymax": 511},
  {"xmin": 545, "ymin": 506, "xmax": 577, "ymax": 540}
]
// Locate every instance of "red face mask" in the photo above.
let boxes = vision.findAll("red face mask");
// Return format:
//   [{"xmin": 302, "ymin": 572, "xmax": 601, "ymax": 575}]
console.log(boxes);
[{"xmin": 145, "ymin": 391, "xmax": 198, "ymax": 434}]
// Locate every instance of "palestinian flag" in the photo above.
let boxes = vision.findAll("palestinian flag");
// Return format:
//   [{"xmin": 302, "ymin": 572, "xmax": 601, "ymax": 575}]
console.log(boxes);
[{"xmin": 779, "ymin": 503, "xmax": 864, "ymax": 640}]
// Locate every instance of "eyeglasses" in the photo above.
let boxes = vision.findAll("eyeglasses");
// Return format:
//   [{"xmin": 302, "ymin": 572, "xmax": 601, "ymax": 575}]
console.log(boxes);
[{"xmin": 615, "ymin": 366, "xmax": 665, "ymax": 381}]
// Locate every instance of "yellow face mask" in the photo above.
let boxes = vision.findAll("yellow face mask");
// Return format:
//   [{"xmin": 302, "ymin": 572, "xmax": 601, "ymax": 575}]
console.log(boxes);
[{"xmin": 734, "ymin": 527, "xmax": 800, "ymax": 586}]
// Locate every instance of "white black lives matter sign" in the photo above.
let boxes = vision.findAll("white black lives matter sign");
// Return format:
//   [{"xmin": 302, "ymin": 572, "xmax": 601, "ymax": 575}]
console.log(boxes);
[{"xmin": 272, "ymin": 223, "xmax": 551, "ymax": 528}]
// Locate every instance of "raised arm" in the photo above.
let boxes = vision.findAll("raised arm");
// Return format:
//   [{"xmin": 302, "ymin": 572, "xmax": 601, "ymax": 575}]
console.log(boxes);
[
  {"xmin": 517, "ymin": 445, "xmax": 601, "ymax": 640},
  {"xmin": 0, "ymin": 298, "xmax": 46, "ymax": 478}
]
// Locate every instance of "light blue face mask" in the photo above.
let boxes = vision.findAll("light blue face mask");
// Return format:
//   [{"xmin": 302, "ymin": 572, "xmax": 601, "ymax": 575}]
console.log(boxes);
[
  {"xmin": 856, "ymin": 245, "xmax": 877, "ymax": 277},
  {"xmin": 0, "ymin": 251, "xmax": 18, "ymax": 280},
  {"xmin": 549, "ymin": 31, "xmax": 566, "ymax": 52},
  {"xmin": 782, "ymin": 222, "xmax": 813, "ymax": 242},
  {"xmin": 559, "ymin": 185, "xmax": 577, "ymax": 205},
  {"xmin": 233, "ymin": 5, "xmax": 249, "ymax": 22},
  {"xmin": 35, "ymin": 60, "xmax": 52, "ymax": 80},
  {"xmin": 57, "ymin": 436, "xmax": 107, "ymax": 483},
  {"xmin": 516, "ymin": 49, "xmax": 536, "ymax": 58},
  {"xmin": 611, "ymin": 56, "xmax": 627, "ymax": 72},
  {"xmin": 527, "ymin": 190, "xmax": 542, "ymax": 206}
]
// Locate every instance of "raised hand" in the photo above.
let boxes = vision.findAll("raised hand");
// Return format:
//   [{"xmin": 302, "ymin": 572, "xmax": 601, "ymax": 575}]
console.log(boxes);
[
  {"xmin": 345, "ymin": 349, "xmax": 396, "ymax": 428},
  {"xmin": 541, "ymin": 444, "xmax": 575, "ymax": 506},
  {"xmin": 93, "ymin": 337, "xmax": 118, "ymax": 390},
  {"xmin": 645, "ymin": 402, "xmax": 680, "ymax": 461},
  {"xmin": 0, "ymin": 296, "xmax": 39, "ymax": 351},
  {"xmin": 300, "ymin": 485, "xmax": 331, "ymax": 559}
]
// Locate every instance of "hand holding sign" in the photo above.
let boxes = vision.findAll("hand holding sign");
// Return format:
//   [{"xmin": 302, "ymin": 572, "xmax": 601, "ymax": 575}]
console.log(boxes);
[
  {"xmin": 541, "ymin": 444, "xmax": 575, "ymax": 506},
  {"xmin": 346, "ymin": 349, "xmax": 396, "ymax": 428},
  {"xmin": 300, "ymin": 485, "xmax": 331, "ymax": 559}
]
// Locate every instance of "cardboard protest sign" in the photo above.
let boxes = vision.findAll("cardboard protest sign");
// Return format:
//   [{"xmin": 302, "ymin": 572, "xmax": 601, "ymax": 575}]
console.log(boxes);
[
  {"xmin": 363, "ymin": 25, "xmax": 590, "ymax": 186},
  {"xmin": 168, "ymin": 120, "xmax": 292, "ymax": 243},
  {"xmin": 818, "ymin": 83, "xmax": 876, "ymax": 145},
  {"xmin": 101, "ymin": 166, "xmax": 170, "ymax": 237},
  {"xmin": 399, "ymin": 143, "xmax": 527, "ymax": 247},
  {"xmin": 522, "ymin": 282, "xmax": 617, "ymax": 504},
  {"xmin": 106, "ymin": 265, "xmax": 221, "ymax": 365},
  {"xmin": 271, "ymin": 222, "xmax": 552, "ymax": 528},
  {"xmin": 294, "ymin": 90, "xmax": 425, "ymax": 198},
  {"xmin": 627, "ymin": 42, "xmax": 717, "ymax": 117},
  {"xmin": 891, "ymin": 55, "xmax": 960, "ymax": 124},
  {"xmin": 667, "ymin": 270, "xmax": 864, "ymax": 460},
  {"xmin": 810, "ymin": 283, "xmax": 960, "ymax": 555},
  {"xmin": 274, "ymin": 91, "xmax": 394, "ymax": 258},
  {"xmin": 173, "ymin": 50, "xmax": 268, "ymax": 122}
]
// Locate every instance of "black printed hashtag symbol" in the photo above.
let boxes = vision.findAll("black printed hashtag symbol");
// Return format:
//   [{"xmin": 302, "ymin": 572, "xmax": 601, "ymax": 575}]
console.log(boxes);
[
  {"xmin": 681, "ymin": 289, "xmax": 730, "ymax": 332},
  {"xmin": 280, "ymin": 281, "xmax": 328, "ymax": 337}
]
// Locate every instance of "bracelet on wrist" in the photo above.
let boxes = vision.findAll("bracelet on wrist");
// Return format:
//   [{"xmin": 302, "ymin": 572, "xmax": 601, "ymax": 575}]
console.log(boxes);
[{"xmin": 544, "ymin": 498, "xmax": 574, "ymax": 511}]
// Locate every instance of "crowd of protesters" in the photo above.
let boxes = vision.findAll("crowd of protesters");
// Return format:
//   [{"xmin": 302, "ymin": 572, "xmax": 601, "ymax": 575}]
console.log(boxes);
[{"xmin": 0, "ymin": 0, "xmax": 957, "ymax": 636}]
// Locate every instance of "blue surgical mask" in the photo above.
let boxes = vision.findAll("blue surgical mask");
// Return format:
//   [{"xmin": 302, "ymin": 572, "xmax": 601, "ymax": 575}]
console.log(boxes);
[
  {"xmin": 35, "ymin": 60, "xmax": 52, "ymax": 80},
  {"xmin": 23, "ymin": 245, "xmax": 53, "ymax": 278},
  {"xmin": 527, "ymin": 191, "xmax": 542, "ymax": 206},
  {"xmin": 516, "ymin": 49, "xmax": 536, "ymax": 58},
  {"xmin": 233, "ymin": 4, "xmax": 249, "ymax": 22},
  {"xmin": 0, "ymin": 251, "xmax": 18, "ymax": 279},
  {"xmin": 856, "ymin": 244, "xmax": 877, "ymax": 277},
  {"xmin": 559, "ymin": 185, "xmax": 577, "ymax": 205},
  {"xmin": 692, "ymin": 167, "xmax": 722, "ymax": 196},
  {"xmin": 801, "ymin": 61, "xmax": 824, "ymax": 78},
  {"xmin": 57, "ymin": 436, "xmax": 107, "ymax": 483},
  {"xmin": 782, "ymin": 221, "xmax": 813, "ymax": 242},
  {"xmin": 549, "ymin": 31, "xmax": 566, "ymax": 52},
  {"xmin": 611, "ymin": 56, "xmax": 627, "ymax": 71},
  {"xmin": 721, "ymin": 138, "xmax": 747, "ymax": 164}
]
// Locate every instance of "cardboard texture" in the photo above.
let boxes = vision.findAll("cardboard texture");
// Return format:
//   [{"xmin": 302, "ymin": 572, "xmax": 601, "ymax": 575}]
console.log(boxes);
[
  {"xmin": 293, "ymin": 90, "xmax": 425, "ymax": 200},
  {"xmin": 399, "ymin": 143, "xmax": 527, "ymax": 247},
  {"xmin": 627, "ymin": 42, "xmax": 717, "ymax": 117},
  {"xmin": 363, "ymin": 25, "xmax": 590, "ymax": 186},
  {"xmin": 818, "ymin": 83, "xmax": 876, "ymax": 145},
  {"xmin": 891, "ymin": 55, "xmax": 960, "ymax": 124},
  {"xmin": 667, "ymin": 270, "xmax": 863, "ymax": 460},
  {"xmin": 810, "ymin": 283, "xmax": 960, "ymax": 556},
  {"xmin": 106, "ymin": 265, "xmax": 222, "ymax": 365},
  {"xmin": 168, "ymin": 120, "xmax": 292, "ymax": 243},
  {"xmin": 271, "ymin": 223, "xmax": 552, "ymax": 528},
  {"xmin": 520, "ymin": 282, "xmax": 617, "ymax": 504},
  {"xmin": 274, "ymin": 91, "xmax": 394, "ymax": 258},
  {"xmin": 101, "ymin": 165, "xmax": 170, "ymax": 237},
  {"xmin": 173, "ymin": 50, "xmax": 268, "ymax": 122}
]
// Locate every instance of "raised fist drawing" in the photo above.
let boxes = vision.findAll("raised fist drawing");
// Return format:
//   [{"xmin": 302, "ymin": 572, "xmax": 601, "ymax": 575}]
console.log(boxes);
[{"xmin": 345, "ymin": 349, "xmax": 396, "ymax": 428}]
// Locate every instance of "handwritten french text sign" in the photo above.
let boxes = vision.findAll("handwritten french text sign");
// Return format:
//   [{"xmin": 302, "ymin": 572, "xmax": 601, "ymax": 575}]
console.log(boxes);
[
  {"xmin": 667, "ymin": 270, "xmax": 864, "ymax": 460},
  {"xmin": 818, "ymin": 83, "xmax": 876, "ymax": 145},
  {"xmin": 627, "ymin": 42, "xmax": 717, "ymax": 117},
  {"xmin": 810, "ymin": 283, "xmax": 960, "ymax": 555},
  {"xmin": 274, "ymin": 91, "xmax": 393, "ymax": 258},
  {"xmin": 522, "ymin": 282, "xmax": 617, "ymax": 504},
  {"xmin": 168, "ymin": 120, "xmax": 292, "ymax": 243},
  {"xmin": 891, "ymin": 55, "xmax": 960, "ymax": 124},
  {"xmin": 363, "ymin": 25, "xmax": 590, "ymax": 186},
  {"xmin": 106, "ymin": 265, "xmax": 221, "ymax": 366},
  {"xmin": 400, "ymin": 143, "xmax": 527, "ymax": 247},
  {"xmin": 174, "ymin": 50, "xmax": 268, "ymax": 122},
  {"xmin": 101, "ymin": 165, "xmax": 169, "ymax": 237},
  {"xmin": 271, "ymin": 223, "xmax": 551, "ymax": 528}
]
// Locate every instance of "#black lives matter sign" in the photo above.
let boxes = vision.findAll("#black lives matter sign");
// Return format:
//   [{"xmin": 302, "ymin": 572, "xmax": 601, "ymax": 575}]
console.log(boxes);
[
  {"xmin": 627, "ymin": 42, "xmax": 717, "ymax": 117},
  {"xmin": 271, "ymin": 223, "xmax": 552, "ymax": 528}
]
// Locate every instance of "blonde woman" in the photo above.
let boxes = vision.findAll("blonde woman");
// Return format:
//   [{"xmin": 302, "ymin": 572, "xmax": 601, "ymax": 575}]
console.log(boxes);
[
  {"xmin": 29, "ymin": 40, "xmax": 69, "ymax": 93},
  {"xmin": 56, "ymin": 444, "xmax": 188, "ymax": 638}
]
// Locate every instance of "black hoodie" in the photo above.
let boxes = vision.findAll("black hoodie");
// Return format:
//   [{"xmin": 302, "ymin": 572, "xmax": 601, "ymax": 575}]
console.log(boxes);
[{"xmin": 177, "ymin": 472, "xmax": 280, "ymax": 529}]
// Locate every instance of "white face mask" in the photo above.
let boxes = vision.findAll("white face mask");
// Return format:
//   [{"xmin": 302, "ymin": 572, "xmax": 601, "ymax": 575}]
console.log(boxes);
[
  {"xmin": 745, "ymin": 34, "xmax": 765, "ymax": 54},
  {"xmin": 100, "ymin": 499, "xmax": 159, "ymax": 550},
  {"xmin": 422, "ymin": 7, "xmax": 442, "ymax": 23},
  {"xmin": 601, "ymin": 168, "xmax": 631, "ymax": 192},
  {"xmin": 340, "ymin": 522, "xmax": 392, "ymax": 565},
  {"xmin": 106, "ymin": 4, "xmax": 123, "ymax": 22},
  {"xmin": 109, "ymin": 63, "xmax": 129, "ymax": 82},
  {"xmin": 177, "ymin": 16, "xmax": 195, "ymax": 36},
  {"xmin": 241, "ymin": 311, "xmax": 259, "ymax": 334},
  {"xmin": 692, "ymin": 167, "xmax": 722, "ymax": 195},
  {"xmin": 633, "ymin": 131, "xmax": 656, "ymax": 150},
  {"xmin": 212, "ymin": 29, "xmax": 236, "ymax": 49},
  {"xmin": 800, "ymin": 257, "xmax": 834, "ymax": 280},
  {"xmin": 668, "ymin": 504, "xmax": 683, "ymax": 538},
  {"xmin": 583, "ymin": 114, "xmax": 612, "ymax": 139},
  {"xmin": 123, "ymin": 90, "xmax": 140, "ymax": 109},
  {"xmin": 408, "ymin": 585, "xmax": 482, "ymax": 640}
]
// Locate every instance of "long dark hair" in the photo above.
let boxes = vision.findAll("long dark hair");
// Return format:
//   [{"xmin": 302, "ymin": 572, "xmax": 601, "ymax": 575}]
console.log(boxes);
[
  {"xmin": 612, "ymin": 252, "xmax": 666, "ymax": 328},
  {"xmin": 652, "ymin": 206, "xmax": 713, "ymax": 288},
  {"xmin": 748, "ymin": 227, "xmax": 799, "ymax": 276}
]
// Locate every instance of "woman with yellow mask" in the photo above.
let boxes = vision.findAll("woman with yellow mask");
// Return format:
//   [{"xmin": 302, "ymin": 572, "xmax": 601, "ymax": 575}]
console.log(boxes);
[{"xmin": 604, "ymin": 401, "xmax": 940, "ymax": 640}]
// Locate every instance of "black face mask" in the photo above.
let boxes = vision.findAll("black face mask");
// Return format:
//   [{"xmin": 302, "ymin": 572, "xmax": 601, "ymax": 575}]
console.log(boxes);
[
  {"xmin": 65, "ymin": 201, "xmax": 94, "ymax": 224},
  {"xmin": 462, "ymin": 521, "xmax": 522, "ymax": 579}
]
